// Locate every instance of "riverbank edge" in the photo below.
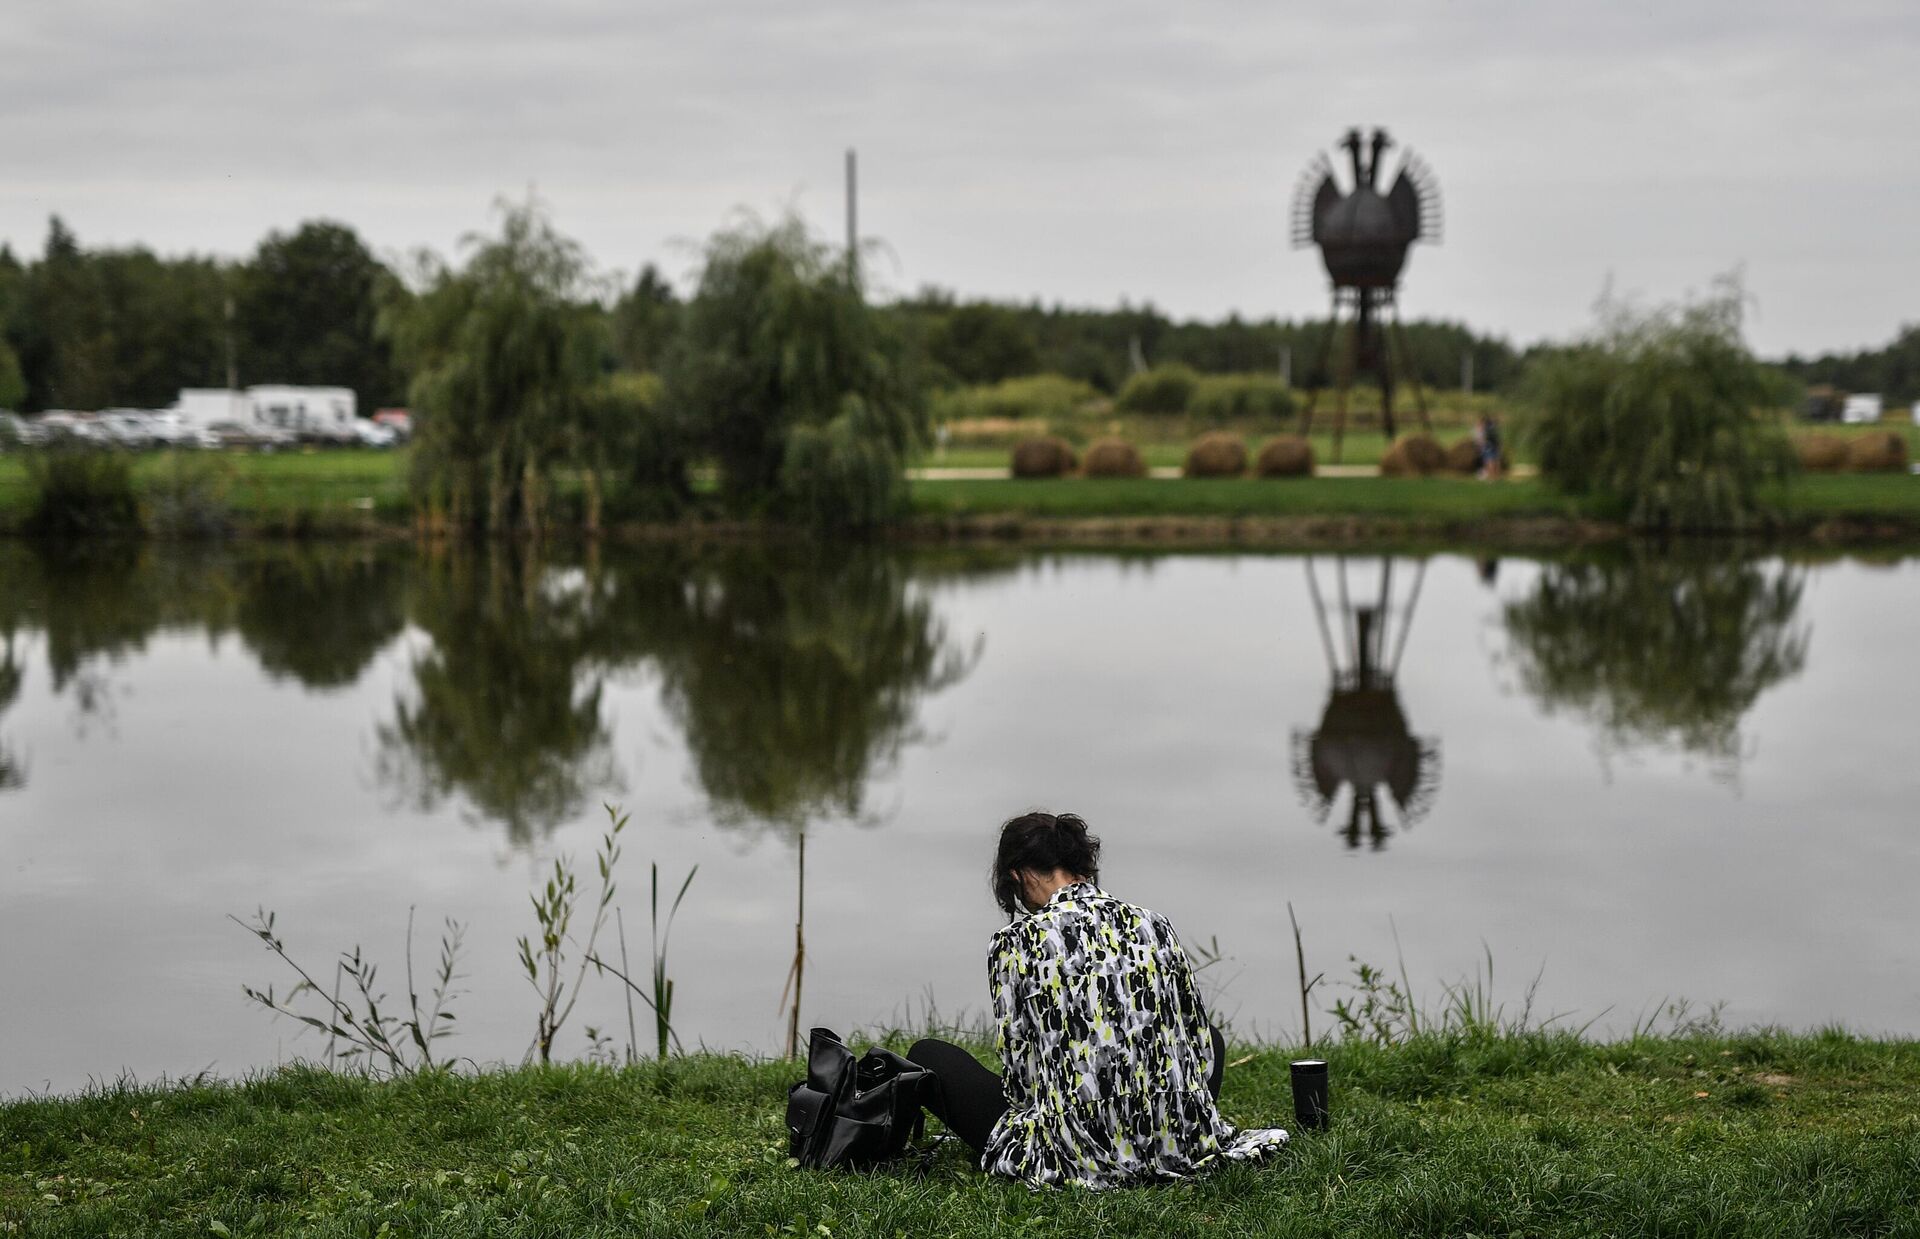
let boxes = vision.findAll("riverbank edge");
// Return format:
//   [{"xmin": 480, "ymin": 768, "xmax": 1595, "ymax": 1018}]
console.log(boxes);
[
  {"xmin": 7, "ymin": 511, "xmax": 1918, "ymax": 553},
  {"xmin": 6, "ymin": 1029, "xmax": 1918, "ymax": 1235}
]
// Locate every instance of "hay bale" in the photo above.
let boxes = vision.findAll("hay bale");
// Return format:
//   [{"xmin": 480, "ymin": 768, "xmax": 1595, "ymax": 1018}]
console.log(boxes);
[
  {"xmin": 1081, "ymin": 437, "xmax": 1147, "ymax": 478},
  {"xmin": 1380, "ymin": 433, "xmax": 1445, "ymax": 477},
  {"xmin": 1254, "ymin": 435, "xmax": 1315, "ymax": 478},
  {"xmin": 1184, "ymin": 432, "xmax": 1247, "ymax": 478},
  {"xmin": 1845, "ymin": 431, "xmax": 1911, "ymax": 473},
  {"xmin": 1444, "ymin": 437, "xmax": 1482, "ymax": 474},
  {"xmin": 1793, "ymin": 433, "xmax": 1849, "ymax": 472},
  {"xmin": 1010, "ymin": 436, "xmax": 1078, "ymax": 479}
]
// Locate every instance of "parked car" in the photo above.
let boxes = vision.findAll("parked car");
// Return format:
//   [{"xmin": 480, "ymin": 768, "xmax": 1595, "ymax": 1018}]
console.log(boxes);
[
  {"xmin": 351, "ymin": 419, "xmax": 398, "ymax": 448},
  {"xmin": 0, "ymin": 411, "xmax": 37, "ymax": 449},
  {"xmin": 98, "ymin": 410, "xmax": 161, "ymax": 449},
  {"xmin": 206, "ymin": 421, "xmax": 297, "ymax": 452},
  {"xmin": 38, "ymin": 411, "xmax": 111, "ymax": 444}
]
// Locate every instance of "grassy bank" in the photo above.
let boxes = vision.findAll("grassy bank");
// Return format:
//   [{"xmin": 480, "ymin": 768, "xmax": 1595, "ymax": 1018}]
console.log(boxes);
[
  {"xmin": 5, "ymin": 1030, "xmax": 1917, "ymax": 1236},
  {"xmin": 3, "ymin": 447, "xmax": 1919, "ymax": 545}
]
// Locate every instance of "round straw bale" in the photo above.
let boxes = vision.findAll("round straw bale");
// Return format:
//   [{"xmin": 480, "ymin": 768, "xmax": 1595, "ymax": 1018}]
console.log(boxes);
[
  {"xmin": 1792, "ymin": 433, "xmax": 1848, "ymax": 472},
  {"xmin": 1184, "ymin": 432, "xmax": 1247, "ymax": 478},
  {"xmin": 1380, "ymin": 433, "xmax": 1445, "ymax": 477},
  {"xmin": 1010, "ymin": 436, "xmax": 1079, "ymax": 478},
  {"xmin": 1844, "ymin": 431, "xmax": 1910, "ymax": 473},
  {"xmin": 1081, "ymin": 437, "xmax": 1147, "ymax": 478},
  {"xmin": 1444, "ymin": 437, "xmax": 1482, "ymax": 474},
  {"xmin": 1254, "ymin": 435, "xmax": 1315, "ymax": 478}
]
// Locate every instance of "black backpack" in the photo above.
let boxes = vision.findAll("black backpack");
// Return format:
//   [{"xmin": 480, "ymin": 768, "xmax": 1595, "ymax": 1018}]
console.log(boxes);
[{"xmin": 785, "ymin": 1027, "xmax": 931, "ymax": 1170}]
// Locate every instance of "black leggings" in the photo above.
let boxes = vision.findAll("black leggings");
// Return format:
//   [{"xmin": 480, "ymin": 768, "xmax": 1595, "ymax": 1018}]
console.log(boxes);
[{"xmin": 907, "ymin": 1026, "xmax": 1226, "ymax": 1156}]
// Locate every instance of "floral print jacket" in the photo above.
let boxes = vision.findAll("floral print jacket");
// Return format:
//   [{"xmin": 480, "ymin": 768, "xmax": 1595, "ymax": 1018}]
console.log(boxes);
[{"xmin": 982, "ymin": 882, "xmax": 1287, "ymax": 1187}]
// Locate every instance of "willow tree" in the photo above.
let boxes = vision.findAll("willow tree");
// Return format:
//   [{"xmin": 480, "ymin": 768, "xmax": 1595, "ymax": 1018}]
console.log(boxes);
[
  {"xmin": 383, "ymin": 200, "xmax": 604, "ymax": 536},
  {"xmin": 667, "ymin": 216, "xmax": 925, "ymax": 532},
  {"xmin": 1523, "ymin": 276, "xmax": 1795, "ymax": 532}
]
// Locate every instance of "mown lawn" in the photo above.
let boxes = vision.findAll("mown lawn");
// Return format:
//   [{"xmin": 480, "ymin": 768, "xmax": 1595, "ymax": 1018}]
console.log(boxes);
[
  {"xmin": 2, "ymin": 446, "xmax": 1916, "ymax": 535},
  {"xmin": 4, "ymin": 1030, "xmax": 1917, "ymax": 1236}
]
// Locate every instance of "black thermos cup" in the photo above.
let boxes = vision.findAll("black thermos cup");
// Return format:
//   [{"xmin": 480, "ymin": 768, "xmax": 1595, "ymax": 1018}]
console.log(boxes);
[{"xmin": 1290, "ymin": 1059, "xmax": 1329, "ymax": 1130}]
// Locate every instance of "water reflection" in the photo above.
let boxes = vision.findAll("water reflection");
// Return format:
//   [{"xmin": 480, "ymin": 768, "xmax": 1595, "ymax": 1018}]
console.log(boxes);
[
  {"xmin": 1502, "ymin": 549, "xmax": 1809, "ymax": 776},
  {"xmin": 376, "ymin": 545, "xmax": 620, "ymax": 844},
  {"xmin": 0, "ymin": 626, "xmax": 23, "ymax": 791},
  {"xmin": 1291, "ymin": 556, "xmax": 1441, "ymax": 850},
  {"xmin": 235, "ymin": 552, "xmax": 405, "ymax": 690},
  {"xmin": 602, "ymin": 545, "xmax": 983, "ymax": 1052}
]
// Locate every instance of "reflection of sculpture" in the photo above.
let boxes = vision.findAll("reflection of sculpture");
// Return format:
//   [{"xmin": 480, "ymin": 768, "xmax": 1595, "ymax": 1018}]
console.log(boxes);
[
  {"xmin": 1503, "ymin": 551, "xmax": 1808, "ymax": 776},
  {"xmin": 1291, "ymin": 557, "xmax": 1440, "ymax": 850}
]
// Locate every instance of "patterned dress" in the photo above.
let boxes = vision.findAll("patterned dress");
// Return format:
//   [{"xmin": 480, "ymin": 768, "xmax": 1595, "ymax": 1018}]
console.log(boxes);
[{"xmin": 982, "ymin": 881, "xmax": 1288, "ymax": 1188}]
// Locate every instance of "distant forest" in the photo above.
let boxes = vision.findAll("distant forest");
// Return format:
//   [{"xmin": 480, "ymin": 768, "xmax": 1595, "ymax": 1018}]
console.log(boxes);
[{"xmin": 0, "ymin": 216, "xmax": 1913, "ymax": 413}]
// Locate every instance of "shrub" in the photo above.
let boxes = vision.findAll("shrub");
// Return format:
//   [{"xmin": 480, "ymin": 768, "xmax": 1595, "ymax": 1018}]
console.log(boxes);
[
  {"xmin": 1184, "ymin": 432, "xmax": 1246, "ymax": 478},
  {"xmin": 932, "ymin": 374, "xmax": 1099, "ymax": 425},
  {"xmin": 1189, "ymin": 373, "xmax": 1296, "ymax": 425},
  {"xmin": 1010, "ymin": 436, "xmax": 1079, "ymax": 478},
  {"xmin": 1116, "ymin": 364, "xmax": 1200, "ymax": 415},
  {"xmin": 1792, "ymin": 434, "xmax": 1848, "ymax": 473},
  {"xmin": 146, "ymin": 452, "xmax": 235, "ymax": 538},
  {"xmin": 24, "ymin": 445, "xmax": 143, "ymax": 539},
  {"xmin": 1523, "ymin": 276, "xmax": 1793, "ymax": 531},
  {"xmin": 1845, "ymin": 431, "xmax": 1909, "ymax": 473},
  {"xmin": 1380, "ymin": 433, "xmax": 1446, "ymax": 477},
  {"xmin": 1082, "ymin": 438, "xmax": 1146, "ymax": 478},
  {"xmin": 1254, "ymin": 435, "xmax": 1315, "ymax": 478}
]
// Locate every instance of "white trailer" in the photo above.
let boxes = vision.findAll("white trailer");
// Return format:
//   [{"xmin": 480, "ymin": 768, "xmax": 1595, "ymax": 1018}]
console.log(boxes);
[
  {"xmin": 247, "ymin": 385, "xmax": 356, "ymax": 438},
  {"xmin": 1842, "ymin": 393, "xmax": 1883, "ymax": 424},
  {"xmin": 174, "ymin": 388, "xmax": 251, "ymax": 430}
]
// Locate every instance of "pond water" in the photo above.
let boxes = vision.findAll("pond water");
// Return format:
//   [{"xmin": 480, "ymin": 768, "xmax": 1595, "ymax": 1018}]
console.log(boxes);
[{"xmin": 2, "ymin": 540, "xmax": 1916, "ymax": 1096}]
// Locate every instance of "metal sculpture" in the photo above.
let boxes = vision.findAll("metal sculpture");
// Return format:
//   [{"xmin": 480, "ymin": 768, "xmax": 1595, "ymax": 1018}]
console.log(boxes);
[
  {"xmin": 1290, "ymin": 127, "xmax": 1443, "ymax": 460},
  {"xmin": 1290, "ymin": 556, "xmax": 1440, "ymax": 850}
]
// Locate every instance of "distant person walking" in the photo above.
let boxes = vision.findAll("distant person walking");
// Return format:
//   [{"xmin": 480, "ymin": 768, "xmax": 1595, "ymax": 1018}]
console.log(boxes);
[
  {"xmin": 1474, "ymin": 413, "xmax": 1504, "ymax": 480},
  {"xmin": 906, "ymin": 812, "xmax": 1287, "ymax": 1188}
]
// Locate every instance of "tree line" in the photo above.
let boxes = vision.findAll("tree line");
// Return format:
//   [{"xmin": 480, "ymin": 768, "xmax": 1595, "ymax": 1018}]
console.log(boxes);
[{"xmin": 0, "ymin": 211, "xmax": 1554, "ymax": 423}]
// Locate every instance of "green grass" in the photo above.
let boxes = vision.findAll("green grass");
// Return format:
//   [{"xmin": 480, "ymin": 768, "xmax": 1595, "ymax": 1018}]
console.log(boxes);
[
  {"xmin": 5, "ymin": 1030, "xmax": 1917, "ymax": 1236},
  {"xmin": 3, "ymin": 444, "xmax": 1917, "ymax": 539}
]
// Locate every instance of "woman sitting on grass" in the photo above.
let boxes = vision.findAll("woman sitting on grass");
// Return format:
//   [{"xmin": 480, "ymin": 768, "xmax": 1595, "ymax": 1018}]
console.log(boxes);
[{"xmin": 908, "ymin": 812, "xmax": 1288, "ymax": 1188}]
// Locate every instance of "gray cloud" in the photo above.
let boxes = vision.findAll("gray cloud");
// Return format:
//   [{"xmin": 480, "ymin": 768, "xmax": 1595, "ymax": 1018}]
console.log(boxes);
[{"xmin": 2, "ymin": 0, "xmax": 1915, "ymax": 354}]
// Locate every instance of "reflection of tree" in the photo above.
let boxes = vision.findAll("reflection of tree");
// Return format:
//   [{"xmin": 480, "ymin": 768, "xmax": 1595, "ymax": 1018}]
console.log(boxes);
[
  {"xmin": 603, "ymin": 544, "xmax": 982, "ymax": 1053},
  {"xmin": 1291, "ymin": 557, "xmax": 1441, "ymax": 851},
  {"xmin": 377, "ymin": 546, "xmax": 617, "ymax": 846},
  {"xmin": 637, "ymin": 547, "xmax": 979, "ymax": 836},
  {"xmin": 0, "ymin": 625, "xmax": 24, "ymax": 791},
  {"xmin": 233, "ymin": 549, "xmax": 406, "ymax": 690},
  {"xmin": 1502, "ymin": 550, "xmax": 1808, "ymax": 773}
]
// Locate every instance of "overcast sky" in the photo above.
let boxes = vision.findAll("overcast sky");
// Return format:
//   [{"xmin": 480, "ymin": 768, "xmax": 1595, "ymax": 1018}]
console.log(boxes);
[{"xmin": 3, "ymin": 0, "xmax": 1914, "ymax": 356}]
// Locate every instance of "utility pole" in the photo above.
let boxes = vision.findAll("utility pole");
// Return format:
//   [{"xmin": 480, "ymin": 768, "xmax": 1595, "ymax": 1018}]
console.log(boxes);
[
  {"xmin": 1461, "ymin": 350, "xmax": 1473, "ymax": 395},
  {"xmin": 845, "ymin": 148, "xmax": 858, "ymax": 285},
  {"xmin": 224, "ymin": 296, "xmax": 238, "ymax": 392}
]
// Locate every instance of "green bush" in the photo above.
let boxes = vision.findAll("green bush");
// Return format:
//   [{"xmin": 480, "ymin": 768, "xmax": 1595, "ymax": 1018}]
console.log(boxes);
[
  {"xmin": 23, "ymin": 445, "xmax": 143, "ymax": 538},
  {"xmin": 931, "ymin": 374, "xmax": 1099, "ymax": 425},
  {"xmin": 1523, "ymin": 277, "xmax": 1794, "ymax": 531},
  {"xmin": 1115, "ymin": 364, "xmax": 1199, "ymax": 415},
  {"xmin": 1188, "ymin": 373, "xmax": 1295, "ymax": 424}
]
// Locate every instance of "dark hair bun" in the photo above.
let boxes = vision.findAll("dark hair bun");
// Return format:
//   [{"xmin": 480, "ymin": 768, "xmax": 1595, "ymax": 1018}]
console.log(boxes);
[{"xmin": 990, "ymin": 811, "xmax": 1102, "ymax": 915}]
